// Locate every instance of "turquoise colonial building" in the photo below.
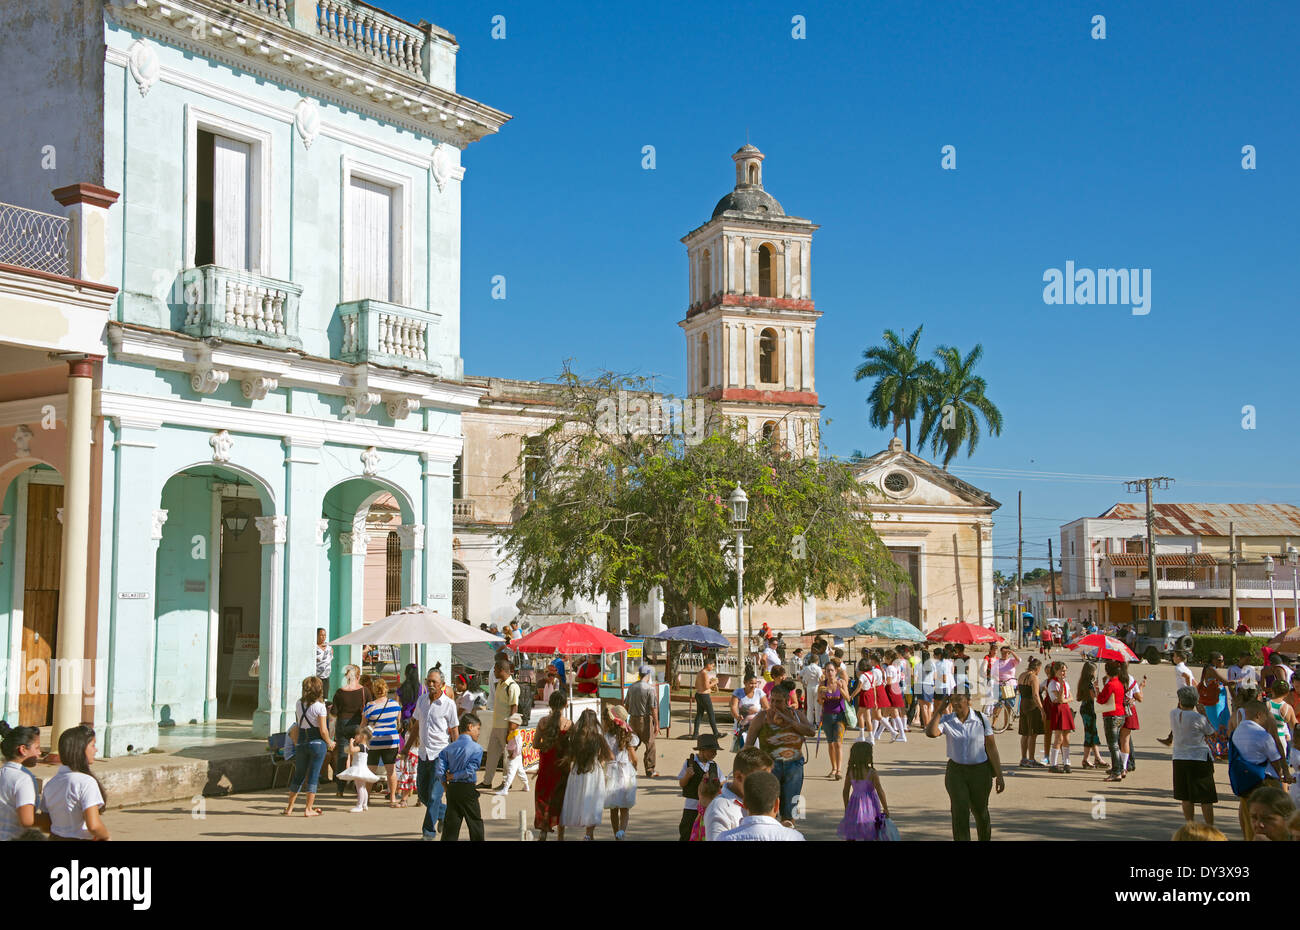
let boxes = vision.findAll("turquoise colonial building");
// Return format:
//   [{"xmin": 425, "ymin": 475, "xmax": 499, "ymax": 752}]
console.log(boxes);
[{"xmin": 0, "ymin": 0, "xmax": 508, "ymax": 753}]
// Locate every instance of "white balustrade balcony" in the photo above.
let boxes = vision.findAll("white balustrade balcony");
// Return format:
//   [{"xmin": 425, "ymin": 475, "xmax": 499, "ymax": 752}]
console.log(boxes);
[
  {"xmin": 312, "ymin": 0, "xmax": 427, "ymax": 79},
  {"xmin": 337, "ymin": 299, "xmax": 442, "ymax": 375},
  {"xmin": 451, "ymin": 499, "xmax": 475, "ymax": 523},
  {"xmin": 181, "ymin": 265, "xmax": 303, "ymax": 350}
]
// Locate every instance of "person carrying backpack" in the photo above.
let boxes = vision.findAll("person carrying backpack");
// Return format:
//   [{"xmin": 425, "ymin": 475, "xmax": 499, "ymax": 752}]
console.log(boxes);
[{"xmin": 1228, "ymin": 700, "xmax": 1293, "ymax": 839}]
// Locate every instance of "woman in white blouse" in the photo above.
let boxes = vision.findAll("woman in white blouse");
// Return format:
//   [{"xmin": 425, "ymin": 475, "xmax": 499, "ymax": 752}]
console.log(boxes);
[
  {"xmin": 0, "ymin": 722, "xmax": 46, "ymax": 840},
  {"xmin": 40, "ymin": 725, "xmax": 109, "ymax": 841}
]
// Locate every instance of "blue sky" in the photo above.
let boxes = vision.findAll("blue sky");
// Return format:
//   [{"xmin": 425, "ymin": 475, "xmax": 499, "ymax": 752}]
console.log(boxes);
[{"xmin": 390, "ymin": 0, "xmax": 1299, "ymax": 570}]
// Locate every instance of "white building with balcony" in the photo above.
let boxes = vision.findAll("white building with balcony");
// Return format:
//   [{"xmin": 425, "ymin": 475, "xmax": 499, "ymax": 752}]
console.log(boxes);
[
  {"xmin": 0, "ymin": 0, "xmax": 508, "ymax": 753},
  {"xmin": 1059, "ymin": 503, "xmax": 1300, "ymax": 633}
]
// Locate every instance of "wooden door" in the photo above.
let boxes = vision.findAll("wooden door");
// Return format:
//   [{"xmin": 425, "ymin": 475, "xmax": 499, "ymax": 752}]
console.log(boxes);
[{"xmin": 20, "ymin": 483, "xmax": 62, "ymax": 727}]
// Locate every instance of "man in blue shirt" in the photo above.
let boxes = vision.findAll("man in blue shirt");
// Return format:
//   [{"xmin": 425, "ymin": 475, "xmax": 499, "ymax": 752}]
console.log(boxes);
[{"xmin": 441, "ymin": 713, "xmax": 486, "ymax": 841}]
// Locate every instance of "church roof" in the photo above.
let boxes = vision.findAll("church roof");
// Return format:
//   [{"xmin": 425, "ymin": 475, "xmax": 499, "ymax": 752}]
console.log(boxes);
[
  {"xmin": 852, "ymin": 438, "xmax": 1001, "ymax": 510},
  {"xmin": 711, "ymin": 187, "xmax": 785, "ymax": 219}
]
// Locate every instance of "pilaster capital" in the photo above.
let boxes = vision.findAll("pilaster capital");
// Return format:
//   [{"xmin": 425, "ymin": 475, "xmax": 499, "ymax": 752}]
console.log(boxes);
[
  {"xmin": 255, "ymin": 514, "xmax": 288, "ymax": 545},
  {"xmin": 151, "ymin": 509, "xmax": 169, "ymax": 540}
]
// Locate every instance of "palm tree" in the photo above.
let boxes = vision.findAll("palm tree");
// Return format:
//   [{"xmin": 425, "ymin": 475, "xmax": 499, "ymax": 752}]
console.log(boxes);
[
  {"xmin": 854, "ymin": 326, "xmax": 933, "ymax": 453},
  {"xmin": 917, "ymin": 343, "xmax": 1004, "ymax": 467}
]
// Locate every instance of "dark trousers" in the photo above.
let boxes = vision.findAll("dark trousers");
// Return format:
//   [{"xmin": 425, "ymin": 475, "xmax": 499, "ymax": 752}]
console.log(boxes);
[
  {"xmin": 692, "ymin": 694, "xmax": 718, "ymax": 738},
  {"xmin": 944, "ymin": 760, "xmax": 993, "ymax": 841},
  {"xmin": 679, "ymin": 808, "xmax": 697, "ymax": 842},
  {"xmin": 906, "ymin": 693, "xmax": 919, "ymax": 725},
  {"xmin": 441, "ymin": 782, "xmax": 484, "ymax": 841},
  {"xmin": 1103, "ymin": 715, "xmax": 1123, "ymax": 775},
  {"xmin": 630, "ymin": 715, "xmax": 657, "ymax": 775}
]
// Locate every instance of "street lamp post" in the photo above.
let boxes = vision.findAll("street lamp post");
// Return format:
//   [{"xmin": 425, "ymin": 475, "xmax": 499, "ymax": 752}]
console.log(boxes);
[
  {"xmin": 728, "ymin": 484, "xmax": 749, "ymax": 672},
  {"xmin": 1289, "ymin": 546, "xmax": 1299, "ymax": 631},
  {"xmin": 1265, "ymin": 554, "xmax": 1277, "ymax": 634}
]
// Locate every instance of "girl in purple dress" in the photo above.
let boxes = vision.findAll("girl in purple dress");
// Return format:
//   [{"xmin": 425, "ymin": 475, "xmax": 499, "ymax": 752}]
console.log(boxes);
[{"xmin": 837, "ymin": 740, "xmax": 890, "ymax": 840}]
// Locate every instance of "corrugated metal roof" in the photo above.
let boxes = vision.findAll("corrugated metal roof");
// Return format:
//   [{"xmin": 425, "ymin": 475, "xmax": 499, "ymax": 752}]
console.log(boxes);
[
  {"xmin": 1097, "ymin": 503, "xmax": 1300, "ymax": 537},
  {"xmin": 1108, "ymin": 553, "xmax": 1218, "ymax": 567}
]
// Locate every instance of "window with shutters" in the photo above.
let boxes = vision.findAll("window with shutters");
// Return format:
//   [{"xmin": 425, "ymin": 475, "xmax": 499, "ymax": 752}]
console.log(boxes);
[
  {"xmin": 186, "ymin": 110, "xmax": 269, "ymax": 274},
  {"xmin": 342, "ymin": 161, "xmax": 412, "ymax": 307}
]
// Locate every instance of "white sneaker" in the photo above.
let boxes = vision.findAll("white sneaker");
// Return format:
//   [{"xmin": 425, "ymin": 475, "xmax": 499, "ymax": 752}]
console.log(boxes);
[
  {"xmin": 349, "ymin": 805, "xmax": 365, "ymax": 813},
  {"xmin": 494, "ymin": 789, "xmax": 508, "ymax": 796}
]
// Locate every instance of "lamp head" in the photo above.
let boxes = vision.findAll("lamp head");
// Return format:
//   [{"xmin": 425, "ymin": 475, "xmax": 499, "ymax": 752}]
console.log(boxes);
[{"xmin": 728, "ymin": 483, "xmax": 748, "ymax": 527}]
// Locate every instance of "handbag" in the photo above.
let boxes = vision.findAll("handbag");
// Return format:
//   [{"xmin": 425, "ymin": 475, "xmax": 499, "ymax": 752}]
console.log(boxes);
[
  {"xmin": 842, "ymin": 698, "xmax": 858, "ymax": 730},
  {"xmin": 1227, "ymin": 734, "xmax": 1271, "ymax": 798},
  {"xmin": 877, "ymin": 815, "xmax": 900, "ymax": 841},
  {"xmin": 1000, "ymin": 682, "xmax": 1017, "ymax": 700}
]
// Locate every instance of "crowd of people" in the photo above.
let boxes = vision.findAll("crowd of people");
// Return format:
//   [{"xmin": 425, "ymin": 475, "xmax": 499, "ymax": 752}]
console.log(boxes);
[{"xmin": 10, "ymin": 626, "xmax": 1300, "ymax": 844}]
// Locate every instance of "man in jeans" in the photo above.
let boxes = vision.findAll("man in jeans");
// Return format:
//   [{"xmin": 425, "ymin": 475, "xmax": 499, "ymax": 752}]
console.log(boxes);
[
  {"xmin": 625, "ymin": 664, "xmax": 660, "ymax": 777},
  {"xmin": 412, "ymin": 668, "xmax": 459, "ymax": 839},
  {"xmin": 692, "ymin": 658, "xmax": 720, "ymax": 739},
  {"xmin": 743, "ymin": 679, "xmax": 815, "ymax": 822}
]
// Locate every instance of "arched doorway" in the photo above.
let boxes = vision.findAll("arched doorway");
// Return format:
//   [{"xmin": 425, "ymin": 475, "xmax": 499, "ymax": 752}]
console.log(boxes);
[
  {"xmin": 0, "ymin": 464, "xmax": 65, "ymax": 727},
  {"xmin": 321, "ymin": 480, "xmax": 417, "ymax": 692},
  {"xmin": 154, "ymin": 465, "xmax": 273, "ymax": 726}
]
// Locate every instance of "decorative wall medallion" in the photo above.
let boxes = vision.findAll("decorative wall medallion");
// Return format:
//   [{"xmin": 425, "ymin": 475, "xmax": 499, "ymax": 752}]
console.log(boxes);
[
  {"xmin": 386, "ymin": 397, "xmax": 420, "ymax": 420},
  {"xmin": 12, "ymin": 425, "xmax": 33, "ymax": 457},
  {"xmin": 316, "ymin": 518, "xmax": 331, "ymax": 547},
  {"xmin": 254, "ymin": 514, "xmax": 287, "ymax": 545},
  {"xmin": 432, "ymin": 143, "xmax": 453, "ymax": 192},
  {"xmin": 192, "ymin": 366, "xmax": 230, "ymax": 395},
  {"xmin": 151, "ymin": 509, "xmax": 169, "ymax": 540},
  {"xmin": 127, "ymin": 38, "xmax": 160, "ymax": 97},
  {"xmin": 210, "ymin": 429, "xmax": 234, "ymax": 463},
  {"xmin": 242, "ymin": 376, "xmax": 278, "ymax": 401},
  {"xmin": 294, "ymin": 97, "xmax": 320, "ymax": 149},
  {"xmin": 360, "ymin": 446, "xmax": 381, "ymax": 476}
]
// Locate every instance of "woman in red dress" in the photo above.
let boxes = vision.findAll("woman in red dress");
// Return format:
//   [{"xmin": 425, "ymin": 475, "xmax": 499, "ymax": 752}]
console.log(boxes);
[{"xmin": 533, "ymin": 689, "xmax": 570, "ymax": 840}]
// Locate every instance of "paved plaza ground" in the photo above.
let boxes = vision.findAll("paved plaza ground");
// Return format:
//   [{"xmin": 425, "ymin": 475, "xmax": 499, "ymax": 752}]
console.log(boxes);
[{"xmin": 108, "ymin": 655, "xmax": 1230, "ymax": 841}]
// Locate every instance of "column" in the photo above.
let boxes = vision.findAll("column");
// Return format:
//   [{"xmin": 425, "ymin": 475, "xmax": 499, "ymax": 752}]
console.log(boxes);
[
  {"xmin": 727, "ymin": 323, "xmax": 739, "ymax": 386},
  {"xmin": 712, "ymin": 323, "xmax": 722, "ymax": 386},
  {"xmin": 421, "ymin": 452, "xmax": 454, "ymax": 674},
  {"xmin": 51, "ymin": 183, "xmax": 119, "ymax": 285},
  {"xmin": 722, "ymin": 235, "xmax": 731, "ymax": 294},
  {"xmin": 800, "ymin": 327, "xmax": 813, "ymax": 390},
  {"xmin": 782, "ymin": 239, "xmax": 792, "ymax": 297},
  {"xmin": 99, "ymin": 417, "xmax": 161, "ymax": 757},
  {"xmin": 687, "ymin": 333, "xmax": 697, "ymax": 393},
  {"xmin": 396, "ymin": 523, "xmax": 424, "ymax": 670},
  {"xmin": 745, "ymin": 324, "xmax": 756, "ymax": 388},
  {"xmin": 282, "ymin": 438, "xmax": 322, "ymax": 722},
  {"xmin": 802, "ymin": 240, "xmax": 811, "ymax": 298},
  {"xmin": 783, "ymin": 327, "xmax": 795, "ymax": 390},
  {"xmin": 204, "ymin": 487, "xmax": 221, "ymax": 721},
  {"xmin": 713, "ymin": 236, "xmax": 723, "ymax": 295},
  {"xmin": 688, "ymin": 248, "xmax": 696, "ymax": 305},
  {"xmin": 743, "ymin": 237, "xmax": 753, "ymax": 295},
  {"xmin": 50, "ymin": 355, "xmax": 99, "ymax": 739},
  {"xmin": 253, "ymin": 514, "xmax": 287, "ymax": 738}
]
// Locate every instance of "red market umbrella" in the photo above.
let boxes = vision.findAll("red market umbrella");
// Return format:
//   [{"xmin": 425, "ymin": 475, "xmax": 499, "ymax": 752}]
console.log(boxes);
[
  {"xmin": 507, "ymin": 622, "xmax": 630, "ymax": 655},
  {"xmin": 1068, "ymin": 633, "xmax": 1138, "ymax": 662},
  {"xmin": 507, "ymin": 622, "xmax": 631, "ymax": 711},
  {"xmin": 926, "ymin": 622, "xmax": 1005, "ymax": 645}
]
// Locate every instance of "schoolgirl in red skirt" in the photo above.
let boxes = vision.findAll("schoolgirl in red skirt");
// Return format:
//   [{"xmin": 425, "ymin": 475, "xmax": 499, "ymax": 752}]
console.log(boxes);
[
  {"xmin": 1045, "ymin": 661, "xmax": 1075, "ymax": 773},
  {"xmin": 852, "ymin": 660, "xmax": 876, "ymax": 742}
]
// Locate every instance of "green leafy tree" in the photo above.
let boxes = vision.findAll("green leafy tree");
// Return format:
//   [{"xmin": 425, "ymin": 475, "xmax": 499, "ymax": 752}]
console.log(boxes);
[
  {"xmin": 499, "ymin": 369, "xmax": 910, "ymax": 630},
  {"xmin": 916, "ymin": 343, "xmax": 1004, "ymax": 467},
  {"xmin": 853, "ymin": 325, "xmax": 933, "ymax": 453}
]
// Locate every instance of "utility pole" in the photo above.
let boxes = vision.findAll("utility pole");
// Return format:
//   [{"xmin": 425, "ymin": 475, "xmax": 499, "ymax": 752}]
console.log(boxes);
[
  {"xmin": 1124, "ymin": 477, "xmax": 1174, "ymax": 625},
  {"xmin": 1229, "ymin": 521, "xmax": 1237, "ymax": 631},
  {"xmin": 1048, "ymin": 536, "xmax": 1060, "ymax": 621},
  {"xmin": 1017, "ymin": 491, "xmax": 1023, "ymax": 645}
]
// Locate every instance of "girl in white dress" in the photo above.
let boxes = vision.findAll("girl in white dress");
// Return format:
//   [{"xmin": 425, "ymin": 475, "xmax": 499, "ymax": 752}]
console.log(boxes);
[
  {"xmin": 560, "ymin": 708, "xmax": 610, "ymax": 840},
  {"xmin": 337, "ymin": 725, "xmax": 381, "ymax": 812},
  {"xmin": 603, "ymin": 705, "xmax": 640, "ymax": 840}
]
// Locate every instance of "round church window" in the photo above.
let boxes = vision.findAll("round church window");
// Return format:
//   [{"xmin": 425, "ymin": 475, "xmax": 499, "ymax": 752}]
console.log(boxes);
[{"xmin": 883, "ymin": 471, "xmax": 912, "ymax": 494}]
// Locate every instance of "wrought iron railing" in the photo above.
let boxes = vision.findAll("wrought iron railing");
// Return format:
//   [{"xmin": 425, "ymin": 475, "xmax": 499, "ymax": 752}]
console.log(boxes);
[{"xmin": 0, "ymin": 201, "xmax": 71, "ymax": 277}]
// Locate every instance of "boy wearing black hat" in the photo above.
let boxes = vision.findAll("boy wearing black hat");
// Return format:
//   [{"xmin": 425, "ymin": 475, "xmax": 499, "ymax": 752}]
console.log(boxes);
[{"xmin": 677, "ymin": 734, "xmax": 721, "ymax": 841}]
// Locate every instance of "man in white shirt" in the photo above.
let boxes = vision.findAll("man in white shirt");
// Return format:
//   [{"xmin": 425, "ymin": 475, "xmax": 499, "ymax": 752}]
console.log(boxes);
[
  {"xmin": 413, "ymin": 668, "xmax": 460, "ymax": 839},
  {"xmin": 799, "ymin": 657, "xmax": 824, "ymax": 727},
  {"xmin": 704, "ymin": 746, "xmax": 773, "ymax": 840},
  {"xmin": 315, "ymin": 627, "xmax": 333, "ymax": 690},
  {"xmin": 1230, "ymin": 700, "xmax": 1292, "ymax": 838},
  {"xmin": 1227, "ymin": 652, "xmax": 1258, "ymax": 704},
  {"xmin": 926, "ymin": 692, "xmax": 1005, "ymax": 841},
  {"xmin": 763, "ymin": 638, "xmax": 781, "ymax": 677},
  {"xmin": 715, "ymin": 771, "xmax": 804, "ymax": 841}
]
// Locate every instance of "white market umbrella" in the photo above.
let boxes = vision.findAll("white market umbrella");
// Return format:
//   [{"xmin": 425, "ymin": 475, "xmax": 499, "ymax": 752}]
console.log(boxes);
[{"xmin": 330, "ymin": 604, "xmax": 505, "ymax": 646}]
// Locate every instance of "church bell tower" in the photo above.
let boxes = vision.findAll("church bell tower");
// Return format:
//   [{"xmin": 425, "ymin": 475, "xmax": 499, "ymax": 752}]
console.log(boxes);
[{"xmin": 680, "ymin": 145, "xmax": 821, "ymax": 455}]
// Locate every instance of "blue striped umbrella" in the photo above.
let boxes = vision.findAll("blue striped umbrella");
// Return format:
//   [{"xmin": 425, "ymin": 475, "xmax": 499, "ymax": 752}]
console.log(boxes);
[{"xmin": 852, "ymin": 616, "xmax": 926, "ymax": 642}]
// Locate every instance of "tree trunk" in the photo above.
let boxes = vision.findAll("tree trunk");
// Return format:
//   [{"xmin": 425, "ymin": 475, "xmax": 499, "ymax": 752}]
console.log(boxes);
[
  {"xmin": 705, "ymin": 607, "xmax": 722, "ymax": 632},
  {"xmin": 905, "ymin": 416, "xmax": 912, "ymax": 452}
]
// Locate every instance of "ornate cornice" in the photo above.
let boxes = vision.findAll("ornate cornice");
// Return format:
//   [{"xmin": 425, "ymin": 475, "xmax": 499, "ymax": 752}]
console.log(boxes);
[{"xmin": 105, "ymin": 0, "xmax": 510, "ymax": 148}]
